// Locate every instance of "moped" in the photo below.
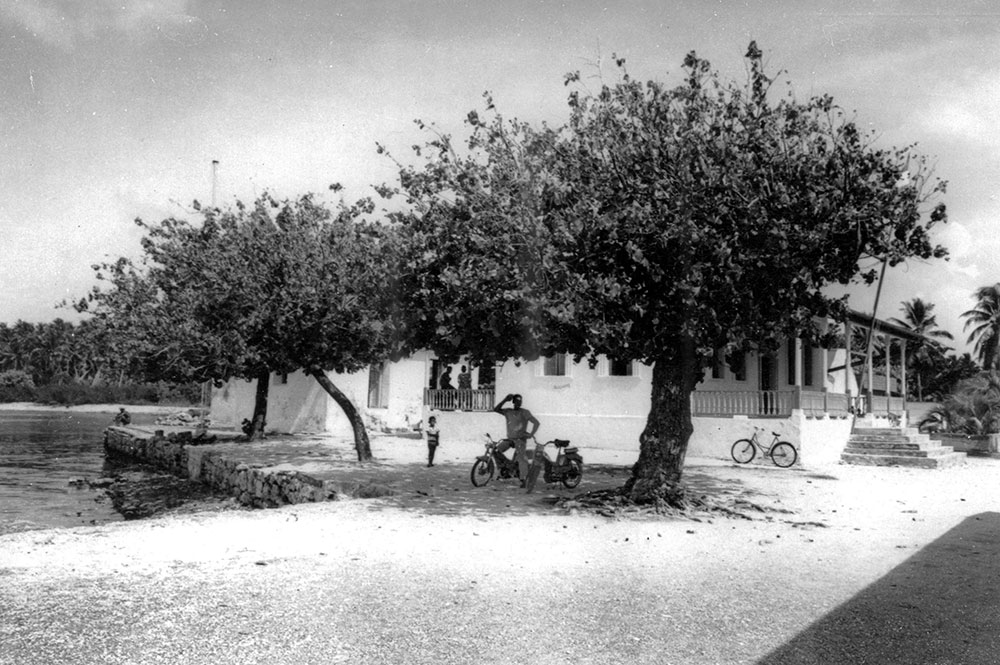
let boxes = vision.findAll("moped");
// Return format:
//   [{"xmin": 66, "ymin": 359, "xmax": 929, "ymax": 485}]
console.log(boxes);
[
  {"xmin": 470, "ymin": 433, "xmax": 522, "ymax": 487},
  {"xmin": 524, "ymin": 436, "xmax": 583, "ymax": 492}
]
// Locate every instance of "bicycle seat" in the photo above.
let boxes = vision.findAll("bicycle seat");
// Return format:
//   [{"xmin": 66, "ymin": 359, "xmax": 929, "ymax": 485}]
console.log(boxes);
[{"xmin": 553, "ymin": 439, "xmax": 571, "ymax": 448}]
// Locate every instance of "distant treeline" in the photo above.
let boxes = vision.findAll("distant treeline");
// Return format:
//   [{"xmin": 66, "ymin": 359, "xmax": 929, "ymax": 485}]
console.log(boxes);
[{"xmin": 0, "ymin": 318, "xmax": 200, "ymax": 406}]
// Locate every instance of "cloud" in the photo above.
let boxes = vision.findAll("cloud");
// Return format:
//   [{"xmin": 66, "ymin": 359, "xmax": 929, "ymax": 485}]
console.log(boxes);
[
  {"xmin": 911, "ymin": 71, "xmax": 1000, "ymax": 147},
  {"xmin": 0, "ymin": 0, "xmax": 72, "ymax": 48},
  {"xmin": 0, "ymin": 0, "xmax": 200, "ymax": 49}
]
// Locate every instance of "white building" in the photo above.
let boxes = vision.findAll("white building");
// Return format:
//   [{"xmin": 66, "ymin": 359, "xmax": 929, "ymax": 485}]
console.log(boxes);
[{"xmin": 210, "ymin": 311, "xmax": 918, "ymax": 466}]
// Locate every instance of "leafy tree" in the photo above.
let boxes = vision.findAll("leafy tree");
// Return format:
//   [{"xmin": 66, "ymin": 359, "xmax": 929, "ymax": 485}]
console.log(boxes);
[
  {"xmin": 962, "ymin": 284, "xmax": 1000, "ymax": 370},
  {"xmin": 0, "ymin": 318, "xmax": 129, "ymax": 387},
  {"xmin": 919, "ymin": 370, "xmax": 1000, "ymax": 435},
  {"xmin": 889, "ymin": 298, "xmax": 954, "ymax": 400},
  {"xmin": 388, "ymin": 43, "xmax": 948, "ymax": 503},
  {"xmin": 922, "ymin": 352, "xmax": 980, "ymax": 402},
  {"xmin": 80, "ymin": 193, "xmax": 400, "ymax": 460}
]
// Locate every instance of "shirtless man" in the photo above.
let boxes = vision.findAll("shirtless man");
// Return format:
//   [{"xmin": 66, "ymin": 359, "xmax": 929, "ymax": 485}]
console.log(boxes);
[{"xmin": 493, "ymin": 393, "xmax": 540, "ymax": 486}]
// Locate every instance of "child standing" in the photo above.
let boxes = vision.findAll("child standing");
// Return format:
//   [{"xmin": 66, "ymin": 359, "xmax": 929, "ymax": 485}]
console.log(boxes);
[{"xmin": 425, "ymin": 416, "xmax": 440, "ymax": 467}]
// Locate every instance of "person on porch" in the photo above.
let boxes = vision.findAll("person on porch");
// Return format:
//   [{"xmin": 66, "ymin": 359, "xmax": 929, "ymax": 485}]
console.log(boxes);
[{"xmin": 493, "ymin": 393, "xmax": 540, "ymax": 487}]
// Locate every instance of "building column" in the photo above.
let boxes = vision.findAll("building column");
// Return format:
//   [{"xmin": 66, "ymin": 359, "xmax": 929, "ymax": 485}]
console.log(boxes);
[
  {"xmin": 900, "ymin": 338, "xmax": 908, "ymax": 415},
  {"xmin": 866, "ymin": 331, "xmax": 875, "ymax": 414},
  {"xmin": 794, "ymin": 338, "xmax": 804, "ymax": 387},
  {"xmin": 844, "ymin": 319, "xmax": 853, "ymax": 403}
]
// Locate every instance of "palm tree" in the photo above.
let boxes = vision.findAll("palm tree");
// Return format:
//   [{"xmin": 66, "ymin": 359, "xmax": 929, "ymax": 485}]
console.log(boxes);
[
  {"xmin": 962, "ymin": 284, "xmax": 1000, "ymax": 371},
  {"xmin": 890, "ymin": 298, "xmax": 954, "ymax": 401}
]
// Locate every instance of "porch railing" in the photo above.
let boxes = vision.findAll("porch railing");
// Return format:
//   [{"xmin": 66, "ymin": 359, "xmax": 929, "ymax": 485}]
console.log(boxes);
[
  {"xmin": 424, "ymin": 389, "xmax": 495, "ymax": 412},
  {"xmin": 691, "ymin": 390, "xmax": 798, "ymax": 417},
  {"xmin": 691, "ymin": 389, "xmax": 855, "ymax": 418},
  {"xmin": 864, "ymin": 395, "xmax": 906, "ymax": 417}
]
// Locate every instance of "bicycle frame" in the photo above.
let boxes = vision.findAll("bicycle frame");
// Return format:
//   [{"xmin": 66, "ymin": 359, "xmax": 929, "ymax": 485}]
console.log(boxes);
[{"xmin": 749, "ymin": 429, "xmax": 780, "ymax": 456}]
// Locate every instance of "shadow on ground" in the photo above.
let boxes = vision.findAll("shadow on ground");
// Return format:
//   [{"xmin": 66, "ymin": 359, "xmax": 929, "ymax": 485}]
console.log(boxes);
[
  {"xmin": 362, "ymin": 462, "xmax": 776, "ymax": 519},
  {"xmin": 757, "ymin": 512, "xmax": 1000, "ymax": 664}
]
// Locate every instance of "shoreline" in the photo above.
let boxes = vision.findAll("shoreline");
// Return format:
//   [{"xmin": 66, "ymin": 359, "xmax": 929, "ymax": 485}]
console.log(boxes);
[{"xmin": 0, "ymin": 402, "xmax": 202, "ymax": 415}]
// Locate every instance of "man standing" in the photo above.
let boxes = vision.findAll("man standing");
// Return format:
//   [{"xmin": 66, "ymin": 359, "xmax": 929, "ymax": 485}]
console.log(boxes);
[{"xmin": 493, "ymin": 393, "xmax": 540, "ymax": 486}]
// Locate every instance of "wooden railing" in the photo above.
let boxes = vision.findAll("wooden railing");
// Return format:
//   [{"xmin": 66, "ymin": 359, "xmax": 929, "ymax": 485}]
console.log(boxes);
[
  {"xmin": 424, "ymin": 389, "xmax": 495, "ymax": 412},
  {"xmin": 691, "ymin": 389, "xmax": 854, "ymax": 418},
  {"xmin": 691, "ymin": 390, "xmax": 798, "ymax": 417},
  {"xmin": 867, "ymin": 395, "xmax": 906, "ymax": 416}
]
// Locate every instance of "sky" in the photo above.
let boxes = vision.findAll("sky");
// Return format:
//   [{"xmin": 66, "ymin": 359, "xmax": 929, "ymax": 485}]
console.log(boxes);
[{"xmin": 1, "ymin": 0, "xmax": 997, "ymax": 356}]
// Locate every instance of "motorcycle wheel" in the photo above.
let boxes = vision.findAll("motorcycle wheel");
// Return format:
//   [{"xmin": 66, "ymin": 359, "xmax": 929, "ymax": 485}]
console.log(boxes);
[
  {"xmin": 470, "ymin": 459, "xmax": 494, "ymax": 487},
  {"xmin": 561, "ymin": 460, "xmax": 582, "ymax": 489}
]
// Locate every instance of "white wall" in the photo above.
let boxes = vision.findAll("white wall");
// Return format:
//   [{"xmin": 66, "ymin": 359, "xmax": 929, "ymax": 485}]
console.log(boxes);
[
  {"xmin": 384, "ymin": 351, "xmax": 430, "ymax": 431},
  {"xmin": 424, "ymin": 410, "xmax": 498, "ymax": 444},
  {"xmin": 210, "ymin": 356, "xmax": 431, "ymax": 436},
  {"xmin": 209, "ymin": 378, "xmax": 258, "ymax": 430},
  {"xmin": 799, "ymin": 415, "xmax": 853, "ymax": 466}
]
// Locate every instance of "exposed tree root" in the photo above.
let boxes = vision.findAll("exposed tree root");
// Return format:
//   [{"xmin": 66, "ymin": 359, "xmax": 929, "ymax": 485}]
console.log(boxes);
[{"xmin": 557, "ymin": 485, "xmax": 800, "ymax": 523}]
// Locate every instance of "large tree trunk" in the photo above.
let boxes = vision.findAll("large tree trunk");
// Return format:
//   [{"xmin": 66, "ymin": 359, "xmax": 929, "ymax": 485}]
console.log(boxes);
[
  {"xmin": 245, "ymin": 369, "xmax": 269, "ymax": 440},
  {"xmin": 625, "ymin": 337, "xmax": 702, "ymax": 505},
  {"xmin": 309, "ymin": 368, "xmax": 373, "ymax": 462}
]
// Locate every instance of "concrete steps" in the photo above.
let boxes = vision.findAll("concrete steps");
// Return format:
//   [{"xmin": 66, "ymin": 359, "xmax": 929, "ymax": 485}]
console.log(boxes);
[{"xmin": 841, "ymin": 427, "xmax": 967, "ymax": 469}]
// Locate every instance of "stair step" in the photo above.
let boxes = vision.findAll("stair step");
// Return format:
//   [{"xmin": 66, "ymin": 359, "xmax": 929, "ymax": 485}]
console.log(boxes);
[
  {"xmin": 840, "ymin": 452, "xmax": 967, "ymax": 468},
  {"xmin": 847, "ymin": 439, "xmax": 936, "ymax": 449},
  {"xmin": 850, "ymin": 434, "xmax": 931, "ymax": 443},
  {"xmin": 843, "ymin": 447, "xmax": 948, "ymax": 458},
  {"xmin": 842, "ymin": 426, "xmax": 966, "ymax": 468}
]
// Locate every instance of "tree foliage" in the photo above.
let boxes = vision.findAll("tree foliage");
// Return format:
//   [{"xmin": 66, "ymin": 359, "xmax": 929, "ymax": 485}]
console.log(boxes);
[
  {"xmin": 922, "ymin": 352, "xmax": 980, "ymax": 402},
  {"xmin": 920, "ymin": 370, "xmax": 1000, "ymax": 435},
  {"xmin": 387, "ymin": 43, "xmax": 948, "ymax": 502},
  {"xmin": 80, "ymin": 194, "xmax": 400, "ymax": 459},
  {"xmin": 962, "ymin": 284, "xmax": 1000, "ymax": 370},
  {"xmin": 889, "ymin": 298, "xmax": 954, "ymax": 400},
  {"xmin": 0, "ymin": 318, "xmax": 147, "ymax": 387}
]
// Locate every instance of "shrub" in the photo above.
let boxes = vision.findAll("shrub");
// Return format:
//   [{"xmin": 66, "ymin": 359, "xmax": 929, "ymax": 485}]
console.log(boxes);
[
  {"xmin": 919, "ymin": 371, "xmax": 1000, "ymax": 435},
  {"xmin": 0, "ymin": 383, "xmax": 38, "ymax": 402},
  {"xmin": 0, "ymin": 370, "xmax": 35, "ymax": 389}
]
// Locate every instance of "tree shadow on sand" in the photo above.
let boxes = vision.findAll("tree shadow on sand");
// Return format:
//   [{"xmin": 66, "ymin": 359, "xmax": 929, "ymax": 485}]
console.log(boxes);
[
  {"xmin": 757, "ymin": 512, "xmax": 1000, "ymax": 664},
  {"xmin": 361, "ymin": 462, "xmax": 794, "ymax": 520}
]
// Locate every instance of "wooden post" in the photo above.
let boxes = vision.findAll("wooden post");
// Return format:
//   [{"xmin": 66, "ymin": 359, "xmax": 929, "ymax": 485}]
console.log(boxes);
[
  {"xmin": 900, "ymin": 338, "xmax": 908, "ymax": 418},
  {"xmin": 845, "ymin": 318, "xmax": 853, "ymax": 408}
]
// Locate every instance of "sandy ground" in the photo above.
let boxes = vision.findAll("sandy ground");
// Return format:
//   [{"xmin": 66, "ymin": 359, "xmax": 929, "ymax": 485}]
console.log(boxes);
[{"xmin": 1, "ymin": 445, "xmax": 999, "ymax": 664}]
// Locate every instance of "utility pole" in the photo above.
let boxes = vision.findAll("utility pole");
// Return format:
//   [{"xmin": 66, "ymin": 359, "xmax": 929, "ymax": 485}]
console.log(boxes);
[{"xmin": 211, "ymin": 159, "xmax": 219, "ymax": 208}]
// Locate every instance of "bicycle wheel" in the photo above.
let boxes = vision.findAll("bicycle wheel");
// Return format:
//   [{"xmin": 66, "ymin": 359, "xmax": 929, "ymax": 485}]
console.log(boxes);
[
  {"xmin": 770, "ymin": 442, "xmax": 797, "ymax": 468},
  {"xmin": 561, "ymin": 460, "xmax": 582, "ymax": 489},
  {"xmin": 470, "ymin": 459, "xmax": 495, "ymax": 487},
  {"xmin": 731, "ymin": 439, "xmax": 756, "ymax": 464}
]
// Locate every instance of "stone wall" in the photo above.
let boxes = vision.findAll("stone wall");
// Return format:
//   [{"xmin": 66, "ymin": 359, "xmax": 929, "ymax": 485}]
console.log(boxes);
[{"xmin": 103, "ymin": 427, "xmax": 338, "ymax": 508}]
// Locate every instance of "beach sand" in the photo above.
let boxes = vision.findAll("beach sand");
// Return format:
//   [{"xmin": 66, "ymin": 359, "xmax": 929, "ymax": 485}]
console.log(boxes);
[{"xmin": 1, "ymin": 450, "xmax": 998, "ymax": 664}]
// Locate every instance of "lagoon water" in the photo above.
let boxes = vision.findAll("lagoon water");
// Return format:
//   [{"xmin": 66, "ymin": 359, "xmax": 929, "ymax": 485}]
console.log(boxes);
[{"xmin": 0, "ymin": 410, "xmax": 163, "ymax": 535}]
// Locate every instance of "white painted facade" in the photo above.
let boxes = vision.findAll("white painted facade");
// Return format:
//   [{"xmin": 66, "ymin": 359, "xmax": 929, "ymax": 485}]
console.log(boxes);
[
  {"xmin": 211, "ymin": 313, "xmax": 912, "ymax": 467},
  {"xmin": 210, "ymin": 351, "xmax": 433, "ymax": 437}
]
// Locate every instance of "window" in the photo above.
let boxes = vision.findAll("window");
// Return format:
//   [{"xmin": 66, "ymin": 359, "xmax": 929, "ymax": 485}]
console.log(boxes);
[
  {"xmin": 477, "ymin": 363, "xmax": 495, "ymax": 389},
  {"xmin": 803, "ymin": 342, "xmax": 814, "ymax": 386},
  {"xmin": 787, "ymin": 341, "xmax": 797, "ymax": 385},
  {"xmin": 608, "ymin": 358, "xmax": 633, "ymax": 376},
  {"xmin": 711, "ymin": 349, "xmax": 724, "ymax": 379},
  {"xmin": 542, "ymin": 354, "xmax": 567, "ymax": 376},
  {"xmin": 727, "ymin": 351, "xmax": 746, "ymax": 382},
  {"xmin": 368, "ymin": 363, "xmax": 389, "ymax": 408}
]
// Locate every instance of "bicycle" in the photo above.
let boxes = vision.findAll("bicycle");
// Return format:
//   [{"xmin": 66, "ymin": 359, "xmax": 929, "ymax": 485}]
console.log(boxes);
[
  {"xmin": 470, "ymin": 433, "xmax": 522, "ymax": 487},
  {"xmin": 523, "ymin": 436, "xmax": 583, "ymax": 493},
  {"xmin": 731, "ymin": 427, "xmax": 797, "ymax": 468}
]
